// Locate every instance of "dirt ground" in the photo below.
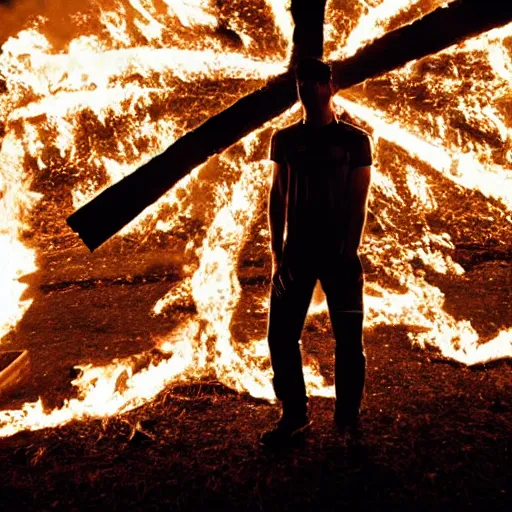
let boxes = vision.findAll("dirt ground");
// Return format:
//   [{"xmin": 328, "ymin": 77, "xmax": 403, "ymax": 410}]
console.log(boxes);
[{"xmin": 0, "ymin": 237, "xmax": 510, "ymax": 510}]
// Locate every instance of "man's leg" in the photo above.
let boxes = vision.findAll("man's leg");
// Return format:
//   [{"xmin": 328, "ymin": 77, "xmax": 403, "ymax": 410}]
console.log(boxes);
[
  {"xmin": 266, "ymin": 263, "xmax": 317, "ymax": 417},
  {"xmin": 320, "ymin": 256, "xmax": 366, "ymax": 428}
]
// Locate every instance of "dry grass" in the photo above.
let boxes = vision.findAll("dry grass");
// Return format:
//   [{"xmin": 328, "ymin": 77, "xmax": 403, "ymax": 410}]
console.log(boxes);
[{"xmin": 0, "ymin": 319, "xmax": 510, "ymax": 511}]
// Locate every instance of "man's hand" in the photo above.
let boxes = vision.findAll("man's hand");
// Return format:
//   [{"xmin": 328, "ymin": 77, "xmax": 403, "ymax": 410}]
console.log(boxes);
[
  {"xmin": 344, "ymin": 164, "xmax": 371, "ymax": 259},
  {"xmin": 271, "ymin": 251, "xmax": 287, "ymax": 297},
  {"xmin": 341, "ymin": 249, "xmax": 359, "ymax": 264},
  {"xmin": 340, "ymin": 250, "xmax": 363, "ymax": 280},
  {"xmin": 271, "ymin": 251, "xmax": 282, "ymax": 273}
]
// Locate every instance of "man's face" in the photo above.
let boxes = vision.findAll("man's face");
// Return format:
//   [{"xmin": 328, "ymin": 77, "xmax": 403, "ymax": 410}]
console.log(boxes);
[{"xmin": 297, "ymin": 78, "xmax": 332, "ymax": 112}]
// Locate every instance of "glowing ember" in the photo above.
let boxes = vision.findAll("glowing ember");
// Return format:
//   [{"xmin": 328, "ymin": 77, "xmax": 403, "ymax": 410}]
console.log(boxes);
[{"xmin": 0, "ymin": 0, "xmax": 510, "ymax": 438}]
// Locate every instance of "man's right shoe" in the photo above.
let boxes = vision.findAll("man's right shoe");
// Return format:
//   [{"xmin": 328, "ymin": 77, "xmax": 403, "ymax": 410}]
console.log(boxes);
[{"xmin": 260, "ymin": 414, "xmax": 312, "ymax": 449}]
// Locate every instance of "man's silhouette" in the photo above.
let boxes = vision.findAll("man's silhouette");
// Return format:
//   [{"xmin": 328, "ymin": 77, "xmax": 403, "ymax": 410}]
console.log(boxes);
[{"xmin": 261, "ymin": 58, "xmax": 372, "ymax": 447}]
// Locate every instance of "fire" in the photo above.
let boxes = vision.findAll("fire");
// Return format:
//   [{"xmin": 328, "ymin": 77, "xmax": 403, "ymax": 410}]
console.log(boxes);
[
  {"xmin": 0, "ymin": 132, "xmax": 38, "ymax": 340},
  {"xmin": 327, "ymin": 0, "xmax": 436, "ymax": 60},
  {"xmin": 0, "ymin": 0, "xmax": 511, "ymax": 438}
]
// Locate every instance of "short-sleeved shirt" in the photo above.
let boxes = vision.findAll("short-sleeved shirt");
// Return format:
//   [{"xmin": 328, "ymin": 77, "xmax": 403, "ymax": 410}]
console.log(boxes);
[{"xmin": 269, "ymin": 118, "xmax": 372, "ymax": 257}]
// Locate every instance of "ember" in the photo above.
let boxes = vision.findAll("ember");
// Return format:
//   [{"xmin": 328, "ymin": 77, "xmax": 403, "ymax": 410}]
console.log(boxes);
[{"xmin": 0, "ymin": 0, "xmax": 510, "ymax": 448}]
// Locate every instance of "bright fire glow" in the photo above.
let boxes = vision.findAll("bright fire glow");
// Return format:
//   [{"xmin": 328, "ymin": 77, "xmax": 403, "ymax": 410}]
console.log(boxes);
[{"xmin": 0, "ymin": 0, "xmax": 510, "ymax": 438}]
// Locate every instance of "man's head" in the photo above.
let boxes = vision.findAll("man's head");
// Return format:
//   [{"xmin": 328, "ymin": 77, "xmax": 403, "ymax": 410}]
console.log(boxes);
[{"xmin": 295, "ymin": 57, "xmax": 333, "ymax": 113}]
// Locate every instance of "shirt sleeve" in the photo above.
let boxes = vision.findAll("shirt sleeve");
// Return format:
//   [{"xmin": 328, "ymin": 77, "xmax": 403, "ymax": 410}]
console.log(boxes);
[
  {"xmin": 269, "ymin": 131, "xmax": 286, "ymax": 165},
  {"xmin": 351, "ymin": 134, "xmax": 373, "ymax": 168}
]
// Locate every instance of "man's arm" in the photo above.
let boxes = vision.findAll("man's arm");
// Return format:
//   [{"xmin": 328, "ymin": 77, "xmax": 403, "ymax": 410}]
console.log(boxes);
[
  {"xmin": 268, "ymin": 162, "xmax": 288, "ymax": 267},
  {"xmin": 344, "ymin": 165, "xmax": 372, "ymax": 258}
]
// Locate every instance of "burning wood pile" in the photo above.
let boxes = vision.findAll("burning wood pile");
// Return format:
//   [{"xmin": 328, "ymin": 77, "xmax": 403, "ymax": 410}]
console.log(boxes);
[{"xmin": 0, "ymin": 0, "xmax": 510, "ymax": 443}]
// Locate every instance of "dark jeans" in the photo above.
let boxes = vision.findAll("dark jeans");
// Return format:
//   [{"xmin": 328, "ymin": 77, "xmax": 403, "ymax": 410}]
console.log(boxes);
[{"xmin": 267, "ymin": 250, "xmax": 365, "ymax": 418}]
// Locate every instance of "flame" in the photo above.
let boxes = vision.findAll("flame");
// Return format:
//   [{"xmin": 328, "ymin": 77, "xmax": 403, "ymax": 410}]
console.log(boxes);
[
  {"xmin": 0, "ymin": 0, "xmax": 511, "ymax": 438},
  {"xmin": 263, "ymin": 0, "xmax": 294, "ymax": 47},
  {"xmin": 325, "ymin": 0, "xmax": 453, "ymax": 60},
  {"xmin": 0, "ymin": 133, "xmax": 39, "ymax": 341}
]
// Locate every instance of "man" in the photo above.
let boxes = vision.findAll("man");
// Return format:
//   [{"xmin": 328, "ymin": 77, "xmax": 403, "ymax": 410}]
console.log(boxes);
[{"xmin": 261, "ymin": 57, "xmax": 372, "ymax": 447}]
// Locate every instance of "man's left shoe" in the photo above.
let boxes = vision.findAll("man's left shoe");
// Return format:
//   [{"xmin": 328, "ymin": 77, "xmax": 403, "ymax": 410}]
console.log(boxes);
[{"xmin": 260, "ymin": 414, "xmax": 312, "ymax": 449}]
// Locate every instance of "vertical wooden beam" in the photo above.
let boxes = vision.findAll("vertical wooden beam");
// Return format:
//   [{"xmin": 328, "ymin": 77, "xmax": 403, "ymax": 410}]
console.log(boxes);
[{"xmin": 289, "ymin": 0, "xmax": 329, "ymax": 66}]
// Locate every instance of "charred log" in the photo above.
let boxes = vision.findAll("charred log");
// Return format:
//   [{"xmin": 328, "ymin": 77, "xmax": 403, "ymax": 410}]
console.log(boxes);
[
  {"xmin": 67, "ymin": 0, "xmax": 512, "ymax": 251},
  {"xmin": 332, "ymin": 0, "xmax": 512, "ymax": 88},
  {"xmin": 289, "ymin": 0, "xmax": 329, "ymax": 66}
]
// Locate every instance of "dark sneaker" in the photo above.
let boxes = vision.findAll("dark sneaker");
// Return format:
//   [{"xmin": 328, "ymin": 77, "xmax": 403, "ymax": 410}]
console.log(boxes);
[{"xmin": 260, "ymin": 414, "xmax": 312, "ymax": 449}]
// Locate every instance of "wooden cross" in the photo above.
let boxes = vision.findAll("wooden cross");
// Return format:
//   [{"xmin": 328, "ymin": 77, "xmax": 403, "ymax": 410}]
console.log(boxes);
[{"xmin": 67, "ymin": 0, "xmax": 512, "ymax": 251}]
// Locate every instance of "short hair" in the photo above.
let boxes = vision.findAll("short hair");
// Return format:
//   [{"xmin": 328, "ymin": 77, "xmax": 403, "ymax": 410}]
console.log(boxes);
[{"xmin": 295, "ymin": 57, "xmax": 332, "ymax": 84}]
